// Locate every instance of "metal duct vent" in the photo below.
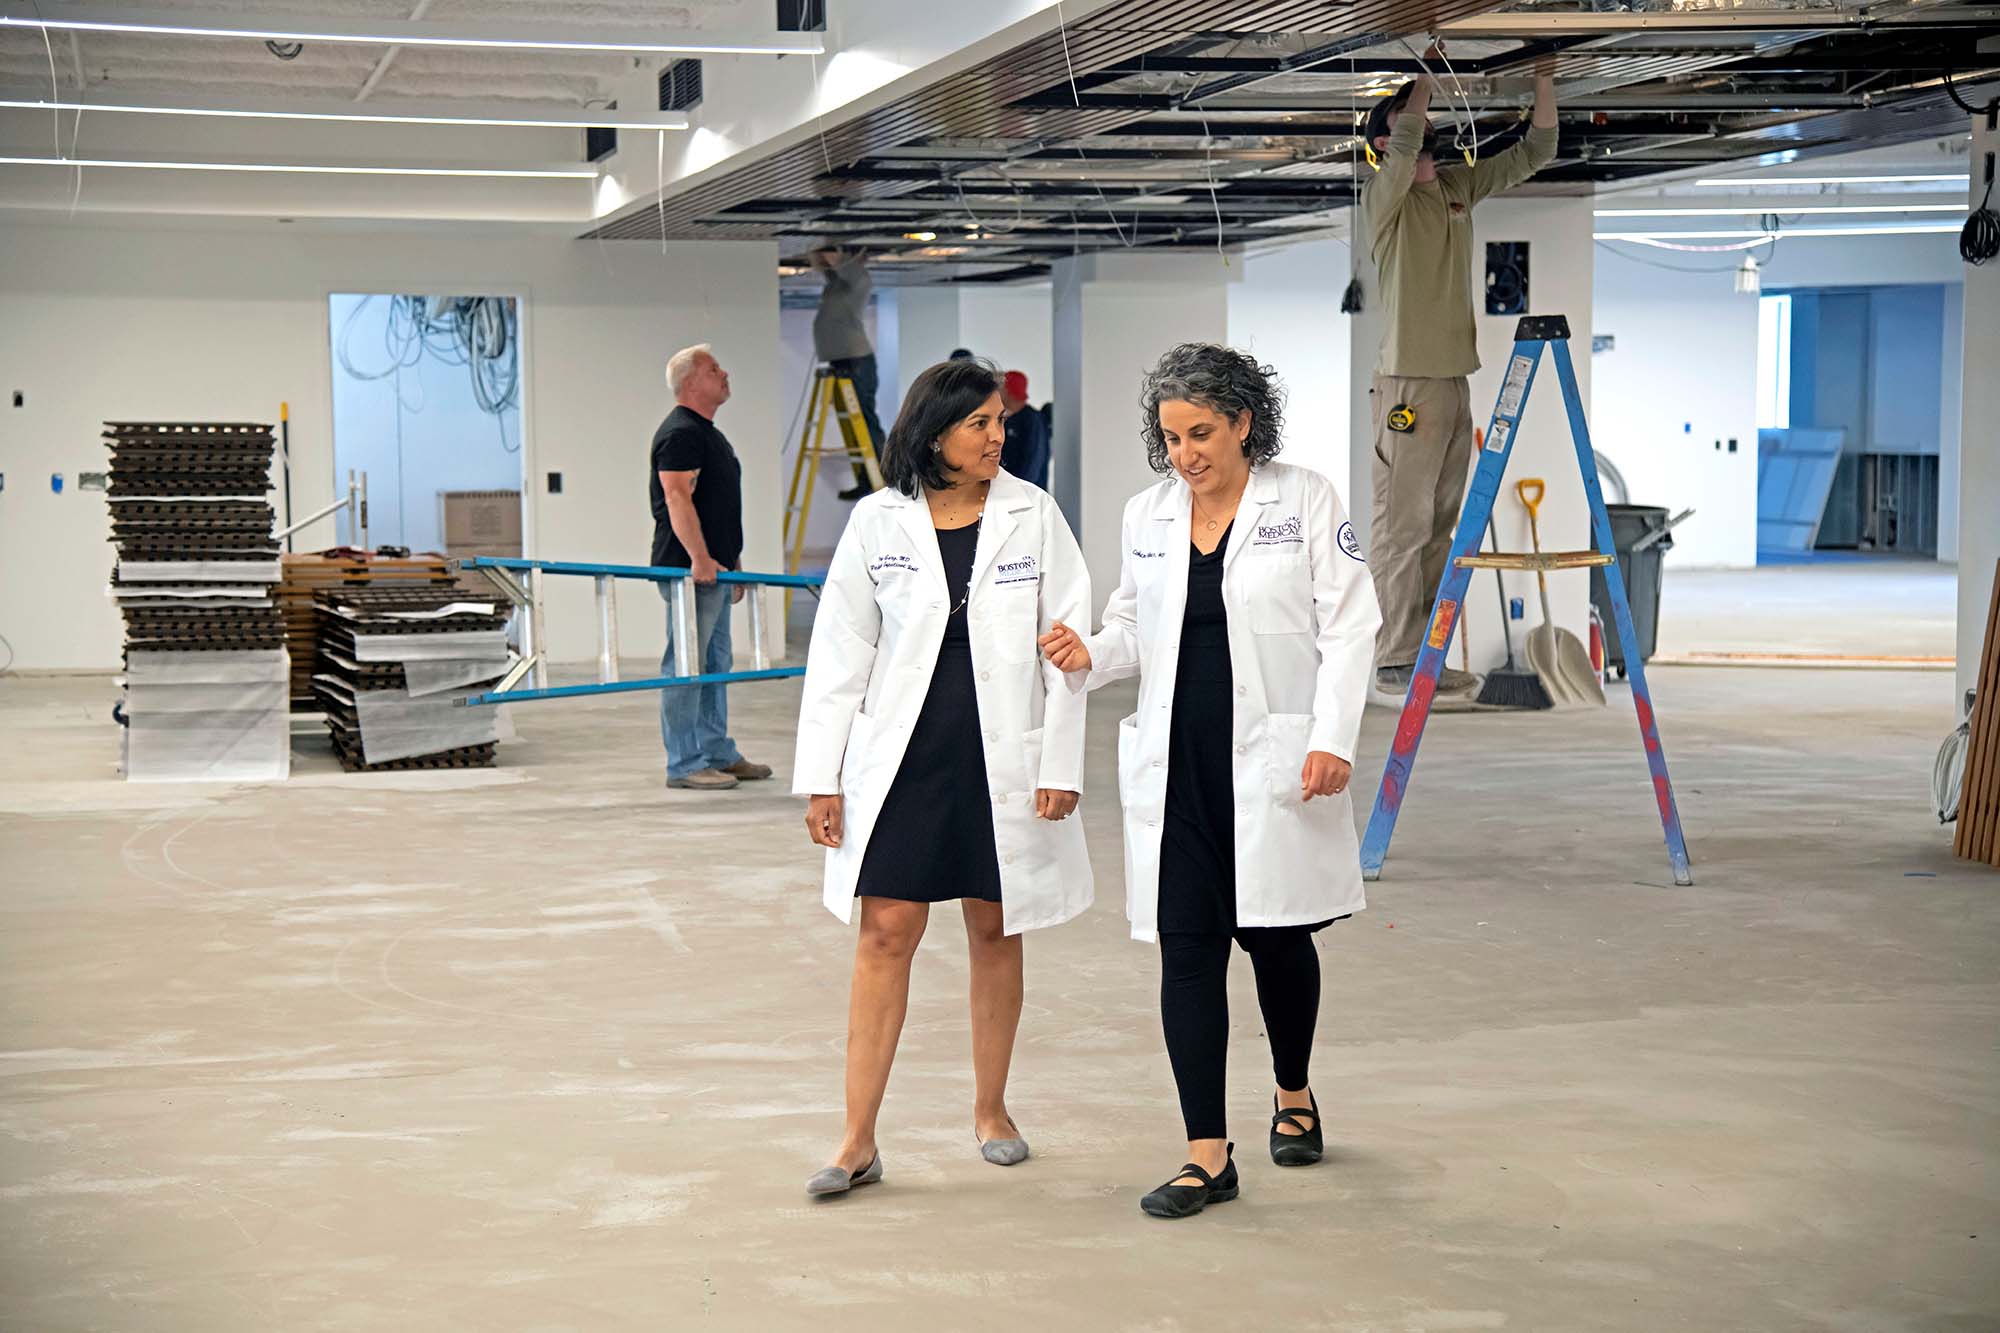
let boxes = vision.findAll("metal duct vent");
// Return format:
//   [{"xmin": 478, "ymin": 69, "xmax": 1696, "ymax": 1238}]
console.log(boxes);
[
  {"xmin": 660, "ymin": 59, "xmax": 704, "ymax": 112},
  {"xmin": 585, "ymin": 104, "xmax": 618, "ymax": 163},
  {"xmin": 778, "ymin": 0, "xmax": 827, "ymax": 31}
]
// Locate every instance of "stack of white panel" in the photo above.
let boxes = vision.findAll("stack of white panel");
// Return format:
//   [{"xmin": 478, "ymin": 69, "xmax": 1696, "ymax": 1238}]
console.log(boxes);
[
  {"xmin": 123, "ymin": 649, "xmax": 291, "ymax": 783},
  {"xmin": 106, "ymin": 422, "xmax": 290, "ymax": 783}
]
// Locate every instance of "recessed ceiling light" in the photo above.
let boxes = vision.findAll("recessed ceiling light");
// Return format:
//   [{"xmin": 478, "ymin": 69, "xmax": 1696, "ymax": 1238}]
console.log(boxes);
[
  {"xmin": 0, "ymin": 95, "xmax": 689, "ymax": 131},
  {"xmin": 1596, "ymin": 204, "xmax": 1965, "ymax": 218},
  {"xmin": 1596, "ymin": 223, "xmax": 1962, "ymax": 240},
  {"xmin": 0, "ymin": 155, "xmax": 599, "ymax": 178},
  {"xmin": 0, "ymin": 5, "xmax": 825, "ymax": 55},
  {"xmin": 1692, "ymin": 174, "xmax": 1969, "ymax": 187}
]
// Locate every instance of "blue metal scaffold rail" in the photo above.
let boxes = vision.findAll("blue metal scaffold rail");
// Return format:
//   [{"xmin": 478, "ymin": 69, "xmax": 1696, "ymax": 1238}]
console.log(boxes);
[{"xmin": 453, "ymin": 555, "xmax": 823, "ymax": 708}]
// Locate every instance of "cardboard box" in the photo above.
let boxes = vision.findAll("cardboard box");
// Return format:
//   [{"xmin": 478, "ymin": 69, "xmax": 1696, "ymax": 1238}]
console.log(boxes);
[{"xmin": 440, "ymin": 490, "xmax": 523, "ymax": 554}]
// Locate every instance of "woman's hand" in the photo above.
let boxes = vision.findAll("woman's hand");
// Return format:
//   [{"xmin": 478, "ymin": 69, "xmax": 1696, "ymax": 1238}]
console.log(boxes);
[
  {"xmin": 1039, "ymin": 620, "xmax": 1092, "ymax": 672},
  {"xmin": 805, "ymin": 793, "xmax": 845, "ymax": 847},
  {"xmin": 1300, "ymin": 752, "xmax": 1351, "ymax": 802},
  {"xmin": 1035, "ymin": 789, "xmax": 1079, "ymax": 822}
]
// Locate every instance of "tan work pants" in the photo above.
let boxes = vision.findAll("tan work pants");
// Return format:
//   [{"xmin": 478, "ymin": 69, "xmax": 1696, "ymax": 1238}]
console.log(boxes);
[{"xmin": 1369, "ymin": 374, "xmax": 1474, "ymax": 668}]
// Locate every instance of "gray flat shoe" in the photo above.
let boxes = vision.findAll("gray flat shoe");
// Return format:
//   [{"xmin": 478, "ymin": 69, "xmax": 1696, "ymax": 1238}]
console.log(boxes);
[
  {"xmin": 806, "ymin": 1154, "xmax": 882, "ymax": 1197},
  {"xmin": 977, "ymin": 1121, "xmax": 1030, "ymax": 1166}
]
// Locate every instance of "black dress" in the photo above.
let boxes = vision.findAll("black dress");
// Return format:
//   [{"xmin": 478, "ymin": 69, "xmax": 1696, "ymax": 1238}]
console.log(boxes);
[
  {"xmin": 1159, "ymin": 524, "xmax": 1238, "ymax": 935},
  {"xmin": 856, "ymin": 521, "xmax": 1003, "ymax": 904}
]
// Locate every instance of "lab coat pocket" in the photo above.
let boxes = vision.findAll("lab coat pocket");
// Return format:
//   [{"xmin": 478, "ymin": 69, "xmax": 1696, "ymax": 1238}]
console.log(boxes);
[
  {"xmin": 1265, "ymin": 711, "xmax": 1317, "ymax": 805},
  {"xmin": 841, "ymin": 709, "xmax": 880, "ymax": 797},
  {"xmin": 1249, "ymin": 556, "xmax": 1313, "ymax": 635},
  {"xmin": 1116, "ymin": 712, "xmax": 1142, "ymax": 803}
]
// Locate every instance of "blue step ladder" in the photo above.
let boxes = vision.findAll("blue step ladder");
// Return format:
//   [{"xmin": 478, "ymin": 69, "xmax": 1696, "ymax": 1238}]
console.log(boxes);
[{"xmin": 1359, "ymin": 314, "xmax": 1695, "ymax": 887}]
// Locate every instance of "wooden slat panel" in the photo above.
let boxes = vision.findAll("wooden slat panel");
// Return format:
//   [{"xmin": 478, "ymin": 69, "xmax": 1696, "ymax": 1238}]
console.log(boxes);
[{"xmin": 1955, "ymin": 560, "xmax": 2000, "ymax": 866}]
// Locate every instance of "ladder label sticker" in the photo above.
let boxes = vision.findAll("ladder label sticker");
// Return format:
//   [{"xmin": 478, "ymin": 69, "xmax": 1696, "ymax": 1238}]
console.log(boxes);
[
  {"xmin": 1498, "ymin": 355, "xmax": 1533, "ymax": 416},
  {"xmin": 1485, "ymin": 420, "xmax": 1512, "ymax": 454},
  {"xmin": 1426, "ymin": 598, "xmax": 1458, "ymax": 650}
]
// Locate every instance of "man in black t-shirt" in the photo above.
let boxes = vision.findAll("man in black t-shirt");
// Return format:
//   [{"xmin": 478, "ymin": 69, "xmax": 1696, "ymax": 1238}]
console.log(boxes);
[{"xmin": 650, "ymin": 344, "xmax": 771, "ymax": 791}]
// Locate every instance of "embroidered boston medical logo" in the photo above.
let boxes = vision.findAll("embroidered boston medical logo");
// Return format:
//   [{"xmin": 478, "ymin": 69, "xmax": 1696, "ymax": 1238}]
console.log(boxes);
[
  {"xmin": 995, "ymin": 555, "xmax": 1039, "ymax": 587},
  {"xmin": 869, "ymin": 553, "xmax": 920, "ymax": 576},
  {"xmin": 1252, "ymin": 516, "xmax": 1305, "ymax": 547},
  {"xmin": 1338, "ymin": 522, "xmax": 1364, "ymax": 562}
]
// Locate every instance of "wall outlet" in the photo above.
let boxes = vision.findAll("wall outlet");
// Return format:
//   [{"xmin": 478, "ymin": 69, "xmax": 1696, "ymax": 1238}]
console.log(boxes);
[
  {"xmin": 547, "ymin": 471, "xmax": 563, "ymax": 494},
  {"xmin": 1510, "ymin": 597, "xmax": 1525, "ymax": 620},
  {"xmin": 51, "ymin": 472, "xmax": 64, "ymax": 494},
  {"xmin": 11, "ymin": 391, "xmax": 21, "ymax": 408}
]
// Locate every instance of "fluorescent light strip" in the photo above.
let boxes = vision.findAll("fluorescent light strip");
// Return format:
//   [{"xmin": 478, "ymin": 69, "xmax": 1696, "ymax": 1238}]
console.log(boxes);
[
  {"xmin": 0, "ymin": 6, "xmax": 823, "ymax": 55},
  {"xmin": 1692, "ymin": 174, "xmax": 1969, "ymax": 187},
  {"xmin": 1596, "ymin": 223, "xmax": 1961, "ymax": 240},
  {"xmin": 0, "ymin": 155, "xmax": 597, "ymax": 178},
  {"xmin": 1596, "ymin": 204, "xmax": 1965, "ymax": 218},
  {"xmin": 0, "ymin": 96, "xmax": 688, "ymax": 131}
]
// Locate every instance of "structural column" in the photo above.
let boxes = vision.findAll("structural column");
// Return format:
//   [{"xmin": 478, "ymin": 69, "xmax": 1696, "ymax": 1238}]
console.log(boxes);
[
  {"xmin": 1051, "ymin": 251, "xmax": 1237, "ymax": 597},
  {"xmin": 1958, "ymin": 114, "xmax": 2000, "ymax": 703}
]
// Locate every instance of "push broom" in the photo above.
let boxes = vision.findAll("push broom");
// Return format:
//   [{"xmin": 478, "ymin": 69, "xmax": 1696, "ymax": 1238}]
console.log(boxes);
[{"xmin": 1475, "ymin": 515, "xmax": 1554, "ymax": 710}]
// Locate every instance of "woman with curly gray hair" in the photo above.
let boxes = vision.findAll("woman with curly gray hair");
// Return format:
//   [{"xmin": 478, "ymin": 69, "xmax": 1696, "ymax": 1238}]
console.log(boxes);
[{"xmin": 1040, "ymin": 343, "xmax": 1381, "ymax": 1219}]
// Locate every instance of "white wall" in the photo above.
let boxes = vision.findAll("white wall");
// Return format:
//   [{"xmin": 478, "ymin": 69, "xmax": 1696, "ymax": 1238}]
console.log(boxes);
[
  {"xmin": 1959, "ymin": 116, "xmax": 2000, "ymax": 705},
  {"xmin": 1229, "ymin": 238, "xmax": 1354, "ymax": 493},
  {"xmin": 958, "ymin": 285, "xmax": 1054, "ymax": 404},
  {"xmin": 1053, "ymin": 251, "xmax": 1235, "ymax": 600},
  {"xmin": 0, "ymin": 220, "xmax": 778, "ymax": 672},
  {"xmin": 1592, "ymin": 245, "xmax": 1761, "ymax": 570}
]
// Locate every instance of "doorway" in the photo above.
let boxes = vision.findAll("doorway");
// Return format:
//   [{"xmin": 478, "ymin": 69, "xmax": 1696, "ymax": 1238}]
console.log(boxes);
[{"xmin": 327, "ymin": 293, "xmax": 525, "ymax": 559}]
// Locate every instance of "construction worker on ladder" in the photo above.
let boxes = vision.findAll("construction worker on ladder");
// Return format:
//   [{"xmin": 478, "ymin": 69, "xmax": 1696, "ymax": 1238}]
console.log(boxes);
[{"xmin": 810, "ymin": 245, "xmax": 887, "ymax": 500}]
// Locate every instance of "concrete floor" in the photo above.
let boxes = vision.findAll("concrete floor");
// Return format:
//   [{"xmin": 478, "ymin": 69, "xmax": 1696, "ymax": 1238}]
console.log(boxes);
[
  {"xmin": 1657, "ymin": 558, "xmax": 1958, "ymax": 659},
  {"xmin": 3, "ymin": 652, "xmax": 1996, "ymax": 1330}
]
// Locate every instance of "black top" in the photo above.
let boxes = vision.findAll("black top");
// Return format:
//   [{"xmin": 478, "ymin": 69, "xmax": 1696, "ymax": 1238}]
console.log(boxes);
[
  {"xmin": 855, "ymin": 520, "xmax": 1002, "ymax": 904},
  {"xmin": 649, "ymin": 405, "xmax": 743, "ymax": 570},
  {"xmin": 1159, "ymin": 523, "xmax": 1238, "ymax": 935},
  {"xmin": 1000, "ymin": 409, "xmax": 1051, "ymax": 490}
]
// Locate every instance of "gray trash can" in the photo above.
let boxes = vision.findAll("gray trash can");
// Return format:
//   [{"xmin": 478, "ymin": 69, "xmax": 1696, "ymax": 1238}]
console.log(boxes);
[{"xmin": 1590, "ymin": 504, "xmax": 1671, "ymax": 675}]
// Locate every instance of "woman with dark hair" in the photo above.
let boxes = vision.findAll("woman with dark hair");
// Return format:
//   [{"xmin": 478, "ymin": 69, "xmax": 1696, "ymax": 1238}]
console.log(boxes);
[
  {"xmin": 1040, "ymin": 343, "xmax": 1381, "ymax": 1219},
  {"xmin": 793, "ymin": 357, "xmax": 1093, "ymax": 1198}
]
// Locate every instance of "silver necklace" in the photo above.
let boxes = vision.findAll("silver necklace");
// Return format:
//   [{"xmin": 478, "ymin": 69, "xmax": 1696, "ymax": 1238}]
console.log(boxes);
[{"xmin": 944, "ymin": 515, "xmax": 982, "ymax": 616}]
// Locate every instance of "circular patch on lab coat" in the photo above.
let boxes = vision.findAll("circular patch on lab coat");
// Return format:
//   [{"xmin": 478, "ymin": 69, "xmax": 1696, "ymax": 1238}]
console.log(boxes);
[{"xmin": 1338, "ymin": 522, "xmax": 1364, "ymax": 562}]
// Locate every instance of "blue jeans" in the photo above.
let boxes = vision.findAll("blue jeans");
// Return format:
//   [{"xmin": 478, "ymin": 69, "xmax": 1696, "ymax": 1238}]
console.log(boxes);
[{"xmin": 658, "ymin": 581, "xmax": 744, "ymax": 779}]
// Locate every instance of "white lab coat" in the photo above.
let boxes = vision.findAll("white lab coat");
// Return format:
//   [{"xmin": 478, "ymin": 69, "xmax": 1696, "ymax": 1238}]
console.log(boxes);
[
  {"xmin": 1078, "ymin": 462, "xmax": 1382, "ymax": 942},
  {"xmin": 793, "ymin": 470, "xmax": 1094, "ymax": 935}
]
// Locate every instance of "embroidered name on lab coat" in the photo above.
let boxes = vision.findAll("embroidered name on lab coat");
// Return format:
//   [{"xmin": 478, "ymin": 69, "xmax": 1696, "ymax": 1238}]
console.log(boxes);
[
  {"xmin": 1131, "ymin": 548, "xmax": 1166, "ymax": 559},
  {"xmin": 1252, "ymin": 516, "xmax": 1305, "ymax": 547},
  {"xmin": 994, "ymin": 556, "xmax": 1039, "ymax": 587},
  {"xmin": 870, "ymin": 553, "xmax": 920, "ymax": 576}
]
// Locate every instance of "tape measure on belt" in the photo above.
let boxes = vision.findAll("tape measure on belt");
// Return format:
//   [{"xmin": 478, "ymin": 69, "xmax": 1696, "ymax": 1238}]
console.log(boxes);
[{"xmin": 1387, "ymin": 403, "xmax": 1417, "ymax": 434}]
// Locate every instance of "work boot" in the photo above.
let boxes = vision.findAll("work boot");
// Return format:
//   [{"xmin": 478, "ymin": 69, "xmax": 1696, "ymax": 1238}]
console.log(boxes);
[
  {"xmin": 1437, "ymin": 667, "xmax": 1479, "ymax": 694},
  {"xmin": 667, "ymin": 768, "xmax": 739, "ymax": 791},
  {"xmin": 720, "ymin": 758, "xmax": 774, "ymax": 781},
  {"xmin": 1375, "ymin": 665, "xmax": 1480, "ymax": 695}
]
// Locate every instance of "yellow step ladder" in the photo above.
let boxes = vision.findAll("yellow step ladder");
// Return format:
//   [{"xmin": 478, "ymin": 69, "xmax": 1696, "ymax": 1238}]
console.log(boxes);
[{"xmin": 783, "ymin": 367, "xmax": 884, "ymax": 602}]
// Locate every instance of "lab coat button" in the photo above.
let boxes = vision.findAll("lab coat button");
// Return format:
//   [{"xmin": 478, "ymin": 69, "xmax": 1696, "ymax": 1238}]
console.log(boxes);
[
  {"xmin": 1235, "ymin": 744, "xmax": 1247, "ymax": 755},
  {"xmin": 996, "ymin": 793, "xmax": 1008, "ymax": 806},
  {"xmin": 1003, "ymin": 853, "xmax": 1016, "ymax": 866},
  {"xmin": 1236, "ymin": 685, "xmax": 1247, "ymax": 697},
  {"xmin": 980, "ymin": 670, "xmax": 992, "ymax": 681}
]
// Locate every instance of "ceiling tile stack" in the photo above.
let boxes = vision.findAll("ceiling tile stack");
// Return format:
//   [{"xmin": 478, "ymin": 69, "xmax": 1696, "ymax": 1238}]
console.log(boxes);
[
  {"xmin": 310, "ymin": 587, "xmax": 512, "ymax": 771},
  {"xmin": 106, "ymin": 422, "xmax": 290, "ymax": 782}
]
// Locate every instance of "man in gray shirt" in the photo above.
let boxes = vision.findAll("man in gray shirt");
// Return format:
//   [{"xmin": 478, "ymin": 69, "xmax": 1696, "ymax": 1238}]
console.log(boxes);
[{"xmin": 810, "ymin": 246, "xmax": 887, "ymax": 499}]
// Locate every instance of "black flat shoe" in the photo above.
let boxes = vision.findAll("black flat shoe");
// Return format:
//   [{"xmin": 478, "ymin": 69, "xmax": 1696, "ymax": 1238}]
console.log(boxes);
[
  {"xmin": 1139, "ymin": 1144, "xmax": 1238, "ymax": 1219},
  {"xmin": 1269, "ymin": 1091, "xmax": 1323, "ymax": 1167}
]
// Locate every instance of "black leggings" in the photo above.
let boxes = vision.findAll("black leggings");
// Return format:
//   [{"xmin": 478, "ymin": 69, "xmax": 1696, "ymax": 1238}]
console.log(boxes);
[{"xmin": 1159, "ymin": 927, "xmax": 1321, "ymax": 1141}]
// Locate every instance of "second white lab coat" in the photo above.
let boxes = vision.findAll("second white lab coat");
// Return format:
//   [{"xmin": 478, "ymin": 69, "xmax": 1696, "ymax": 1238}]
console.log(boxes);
[
  {"xmin": 1079, "ymin": 462, "xmax": 1382, "ymax": 941},
  {"xmin": 793, "ymin": 470, "xmax": 1094, "ymax": 935}
]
